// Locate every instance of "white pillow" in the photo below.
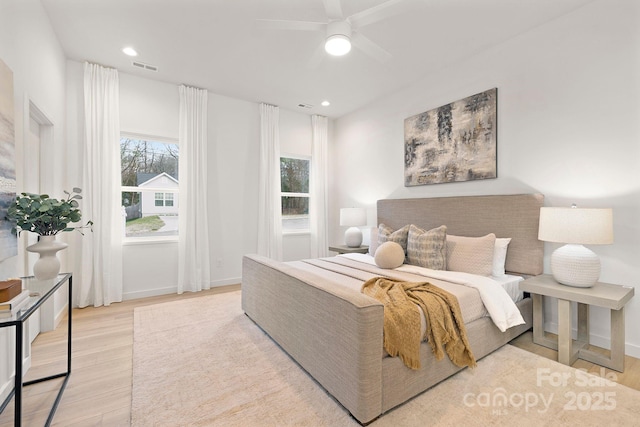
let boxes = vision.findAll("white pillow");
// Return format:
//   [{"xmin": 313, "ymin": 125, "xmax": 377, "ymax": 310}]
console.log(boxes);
[
  {"xmin": 368, "ymin": 227, "xmax": 379, "ymax": 256},
  {"xmin": 374, "ymin": 242, "xmax": 405, "ymax": 269},
  {"xmin": 492, "ymin": 238, "xmax": 512, "ymax": 277}
]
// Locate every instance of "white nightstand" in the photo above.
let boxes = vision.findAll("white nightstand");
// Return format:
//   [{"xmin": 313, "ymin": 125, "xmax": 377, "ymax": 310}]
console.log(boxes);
[
  {"xmin": 328, "ymin": 245, "xmax": 369, "ymax": 255},
  {"xmin": 520, "ymin": 274, "xmax": 634, "ymax": 372}
]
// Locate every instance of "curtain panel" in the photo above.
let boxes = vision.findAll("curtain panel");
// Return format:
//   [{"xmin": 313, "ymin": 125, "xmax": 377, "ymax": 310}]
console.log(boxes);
[
  {"xmin": 178, "ymin": 85, "xmax": 211, "ymax": 293},
  {"xmin": 257, "ymin": 103, "xmax": 282, "ymax": 260},
  {"xmin": 79, "ymin": 62, "xmax": 123, "ymax": 307},
  {"xmin": 310, "ymin": 115, "xmax": 329, "ymax": 258}
]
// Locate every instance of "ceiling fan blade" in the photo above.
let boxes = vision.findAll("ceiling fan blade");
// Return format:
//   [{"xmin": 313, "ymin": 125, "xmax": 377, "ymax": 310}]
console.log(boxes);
[
  {"xmin": 322, "ymin": 0, "xmax": 344, "ymax": 20},
  {"xmin": 306, "ymin": 43, "xmax": 326, "ymax": 69},
  {"xmin": 351, "ymin": 32, "xmax": 393, "ymax": 63},
  {"xmin": 254, "ymin": 19, "xmax": 326, "ymax": 32},
  {"xmin": 349, "ymin": 0, "xmax": 423, "ymax": 29}
]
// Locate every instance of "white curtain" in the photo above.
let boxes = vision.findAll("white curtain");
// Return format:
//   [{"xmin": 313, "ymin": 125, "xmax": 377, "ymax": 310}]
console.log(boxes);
[
  {"xmin": 257, "ymin": 103, "xmax": 282, "ymax": 260},
  {"xmin": 178, "ymin": 85, "xmax": 211, "ymax": 293},
  {"xmin": 310, "ymin": 115, "xmax": 329, "ymax": 258},
  {"xmin": 79, "ymin": 62, "xmax": 123, "ymax": 308}
]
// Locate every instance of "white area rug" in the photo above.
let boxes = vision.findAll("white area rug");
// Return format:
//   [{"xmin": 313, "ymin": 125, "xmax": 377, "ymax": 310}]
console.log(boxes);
[{"xmin": 132, "ymin": 291, "xmax": 640, "ymax": 426}]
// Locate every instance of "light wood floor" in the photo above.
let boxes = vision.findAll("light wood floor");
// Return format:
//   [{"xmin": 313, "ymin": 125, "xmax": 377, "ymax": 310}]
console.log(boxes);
[
  {"xmin": 1, "ymin": 288, "xmax": 639, "ymax": 426},
  {"xmin": 0, "ymin": 285, "xmax": 240, "ymax": 427}
]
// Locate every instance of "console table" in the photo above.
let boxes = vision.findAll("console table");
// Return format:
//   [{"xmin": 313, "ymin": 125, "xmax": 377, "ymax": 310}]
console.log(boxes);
[
  {"xmin": 520, "ymin": 274, "xmax": 634, "ymax": 372},
  {"xmin": 0, "ymin": 273, "xmax": 72, "ymax": 426}
]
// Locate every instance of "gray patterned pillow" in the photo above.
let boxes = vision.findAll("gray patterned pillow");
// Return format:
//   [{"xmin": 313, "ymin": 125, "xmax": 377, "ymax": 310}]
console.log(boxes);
[
  {"xmin": 378, "ymin": 224, "xmax": 410, "ymax": 254},
  {"xmin": 446, "ymin": 233, "xmax": 496, "ymax": 276},
  {"xmin": 406, "ymin": 224, "xmax": 447, "ymax": 270}
]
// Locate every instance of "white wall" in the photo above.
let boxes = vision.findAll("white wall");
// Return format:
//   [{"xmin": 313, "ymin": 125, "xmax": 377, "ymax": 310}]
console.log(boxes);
[
  {"xmin": 0, "ymin": 0, "xmax": 69, "ymax": 405},
  {"xmin": 66, "ymin": 62, "xmax": 314, "ymax": 298},
  {"xmin": 330, "ymin": 0, "xmax": 640, "ymax": 357},
  {"xmin": 0, "ymin": 0, "xmax": 67, "ymax": 278}
]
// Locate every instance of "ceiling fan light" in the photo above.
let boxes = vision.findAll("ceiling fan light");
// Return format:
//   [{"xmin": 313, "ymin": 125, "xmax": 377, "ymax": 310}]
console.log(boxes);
[{"xmin": 325, "ymin": 34, "xmax": 351, "ymax": 56}]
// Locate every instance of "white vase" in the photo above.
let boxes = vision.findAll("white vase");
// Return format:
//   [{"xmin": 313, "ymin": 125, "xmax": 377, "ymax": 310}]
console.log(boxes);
[{"xmin": 26, "ymin": 235, "xmax": 68, "ymax": 280}]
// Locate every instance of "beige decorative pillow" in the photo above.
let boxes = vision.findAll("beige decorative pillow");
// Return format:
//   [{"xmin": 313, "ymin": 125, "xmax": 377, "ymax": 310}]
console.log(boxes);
[
  {"xmin": 374, "ymin": 242, "xmax": 405, "ymax": 269},
  {"xmin": 406, "ymin": 224, "xmax": 447, "ymax": 270},
  {"xmin": 446, "ymin": 233, "xmax": 497, "ymax": 276},
  {"xmin": 378, "ymin": 224, "xmax": 410, "ymax": 254}
]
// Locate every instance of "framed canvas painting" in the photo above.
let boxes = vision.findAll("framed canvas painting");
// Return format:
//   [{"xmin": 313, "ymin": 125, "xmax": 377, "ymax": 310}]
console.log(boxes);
[
  {"xmin": 404, "ymin": 88, "xmax": 497, "ymax": 186},
  {"xmin": 0, "ymin": 58, "xmax": 17, "ymax": 261}
]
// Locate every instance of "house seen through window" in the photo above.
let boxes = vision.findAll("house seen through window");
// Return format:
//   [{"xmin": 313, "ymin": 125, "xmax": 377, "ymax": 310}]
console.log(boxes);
[
  {"xmin": 121, "ymin": 136, "xmax": 179, "ymax": 238},
  {"xmin": 280, "ymin": 157, "xmax": 310, "ymax": 232}
]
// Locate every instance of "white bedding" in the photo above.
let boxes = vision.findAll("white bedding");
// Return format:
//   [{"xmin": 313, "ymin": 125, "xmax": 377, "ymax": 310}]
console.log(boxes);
[{"xmin": 340, "ymin": 253, "xmax": 525, "ymax": 332}]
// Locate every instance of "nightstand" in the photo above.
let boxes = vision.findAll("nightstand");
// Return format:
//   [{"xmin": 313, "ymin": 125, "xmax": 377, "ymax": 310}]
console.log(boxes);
[
  {"xmin": 520, "ymin": 274, "xmax": 634, "ymax": 372},
  {"xmin": 328, "ymin": 245, "xmax": 369, "ymax": 255}
]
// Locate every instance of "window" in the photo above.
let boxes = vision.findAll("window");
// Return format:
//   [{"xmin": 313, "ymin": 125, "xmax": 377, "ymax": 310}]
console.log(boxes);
[
  {"xmin": 121, "ymin": 136, "xmax": 179, "ymax": 238},
  {"xmin": 280, "ymin": 157, "xmax": 310, "ymax": 232},
  {"xmin": 154, "ymin": 192, "xmax": 174, "ymax": 207}
]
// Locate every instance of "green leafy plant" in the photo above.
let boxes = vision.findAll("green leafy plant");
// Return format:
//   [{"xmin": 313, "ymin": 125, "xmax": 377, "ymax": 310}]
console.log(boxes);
[{"xmin": 6, "ymin": 188, "xmax": 93, "ymax": 236}]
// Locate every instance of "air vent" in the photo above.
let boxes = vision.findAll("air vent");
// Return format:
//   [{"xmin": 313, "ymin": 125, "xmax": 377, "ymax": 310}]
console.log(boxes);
[
  {"xmin": 297, "ymin": 103, "xmax": 313, "ymax": 109},
  {"xmin": 132, "ymin": 61, "xmax": 158, "ymax": 72}
]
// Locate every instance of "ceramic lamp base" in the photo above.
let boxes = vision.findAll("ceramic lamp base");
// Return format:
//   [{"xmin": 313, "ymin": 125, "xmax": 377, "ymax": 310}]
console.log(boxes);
[
  {"xmin": 551, "ymin": 244, "xmax": 600, "ymax": 288},
  {"xmin": 344, "ymin": 227, "xmax": 363, "ymax": 248}
]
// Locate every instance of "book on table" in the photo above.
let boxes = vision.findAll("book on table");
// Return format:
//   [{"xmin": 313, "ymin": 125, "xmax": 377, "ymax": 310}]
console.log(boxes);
[{"xmin": 0, "ymin": 289, "xmax": 31, "ymax": 316}]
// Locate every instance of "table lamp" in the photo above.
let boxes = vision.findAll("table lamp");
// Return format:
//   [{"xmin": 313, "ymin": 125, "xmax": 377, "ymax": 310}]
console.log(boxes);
[
  {"xmin": 538, "ymin": 205, "xmax": 613, "ymax": 287},
  {"xmin": 340, "ymin": 208, "xmax": 366, "ymax": 247}
]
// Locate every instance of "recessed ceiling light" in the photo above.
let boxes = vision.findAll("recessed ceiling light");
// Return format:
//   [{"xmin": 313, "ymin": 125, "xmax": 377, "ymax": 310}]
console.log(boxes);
[
  {"xmin": 122, "ymin": 47, "xmax": 138, "ymax": 57},
  {"xmin": 321, "ymin": 100, "xmax": 330, "ymax": 107}
]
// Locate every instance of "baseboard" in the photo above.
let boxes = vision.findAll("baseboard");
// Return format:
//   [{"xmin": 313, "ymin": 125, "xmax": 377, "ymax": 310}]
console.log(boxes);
[
  {"xmin": 544, "ymin": 321, "xmax": 640, "ymax": 359},
  {"xmin": 0, "ymin": 352, "xmax": 31, "ymax": 408},
  {"xmin": 123, "ymin": 277, "xmax": 241, "ymax": 301},
  {"xmin": 0, "ymin": 376, "xmax": 12, "ymax": 407},
  {"xmin": 123, "ymin": 286, "xmax": 177, "ymax": 301},
  {"xmin": 54, "ymin": 302, "xmax": 67, "ymax": 329}
]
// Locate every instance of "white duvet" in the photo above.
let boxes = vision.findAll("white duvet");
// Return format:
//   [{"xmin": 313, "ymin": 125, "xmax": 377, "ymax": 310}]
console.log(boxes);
[{"xmin": 341, "ymin": 253, "xmax": 525, "ymax": 332}]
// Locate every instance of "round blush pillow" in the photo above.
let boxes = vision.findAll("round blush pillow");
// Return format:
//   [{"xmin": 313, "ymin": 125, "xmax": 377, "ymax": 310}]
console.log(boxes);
[{"xmin": 374, "ymin": 241, "xmax": 405, "ymax": 269}]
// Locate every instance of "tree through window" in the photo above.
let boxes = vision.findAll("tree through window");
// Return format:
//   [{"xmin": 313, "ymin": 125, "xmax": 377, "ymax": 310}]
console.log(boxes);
[
  {"xmin": 121, "ymin": 136, "xmax": 179, "ymax": 238},
  {"xmin": 280, "ymin": 157, "xmax": 309, "ymax": 232}
]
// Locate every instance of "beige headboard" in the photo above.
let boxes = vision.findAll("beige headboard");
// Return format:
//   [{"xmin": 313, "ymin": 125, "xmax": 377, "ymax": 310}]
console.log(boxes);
[{"xmin": 377, "ymin": 194, "xmax": 544, "ymax": 276}]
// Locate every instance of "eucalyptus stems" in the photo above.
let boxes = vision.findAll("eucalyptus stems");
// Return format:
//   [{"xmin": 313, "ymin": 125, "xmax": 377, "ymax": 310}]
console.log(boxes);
[{"xmin": 6, "ymin": 188, "xmax": 92, "ymax": 236}]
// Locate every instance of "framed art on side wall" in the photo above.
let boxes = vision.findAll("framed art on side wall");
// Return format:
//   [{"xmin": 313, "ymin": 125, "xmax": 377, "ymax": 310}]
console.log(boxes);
[
  {"xmin": 404, "ymin": 88, "xmax": 497, "ymax": 186},
  {"xmin": 0, "ymin": 58, "xmax": 17, "ymax": 261}
]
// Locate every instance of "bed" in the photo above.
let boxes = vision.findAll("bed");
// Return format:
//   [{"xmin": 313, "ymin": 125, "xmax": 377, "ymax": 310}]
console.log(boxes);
[{"xmin": 241, "ymin": 194, "xmax": 544, "ymax": 424}]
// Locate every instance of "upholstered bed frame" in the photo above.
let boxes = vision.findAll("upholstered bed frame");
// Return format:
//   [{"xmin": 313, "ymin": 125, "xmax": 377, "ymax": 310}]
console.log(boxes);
[{"xmin": 242, "ymin": 194, "xmax": 544, "ymax": 424}]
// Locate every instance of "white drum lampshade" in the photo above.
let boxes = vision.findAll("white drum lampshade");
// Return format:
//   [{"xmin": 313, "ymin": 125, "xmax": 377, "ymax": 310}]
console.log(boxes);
[
  {"xmin": 340, "ymin": 208, "xmax": 366, "ymax": 247},
  {"xmin": 538, "ymin": 206, "xmax": 613, "ymax": 287}
]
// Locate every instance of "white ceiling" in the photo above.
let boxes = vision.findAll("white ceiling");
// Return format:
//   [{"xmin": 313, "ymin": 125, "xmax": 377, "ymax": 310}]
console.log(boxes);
[{"xmin": 41, "ymin": 0, "xmax": 595, "ymax": 118}]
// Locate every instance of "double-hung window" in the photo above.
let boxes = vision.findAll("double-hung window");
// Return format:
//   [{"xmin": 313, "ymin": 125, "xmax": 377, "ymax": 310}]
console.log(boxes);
[
  {"xmin": 280, "ymin": 156, "xmax": 310, "ymax": 232},
  {"xmin": 154, "ymin": 192, "xmax": 174, "ymax": 207},
  {"xmin": 120, "ymin": 135, "xmax": 179, "ymax": 239}
]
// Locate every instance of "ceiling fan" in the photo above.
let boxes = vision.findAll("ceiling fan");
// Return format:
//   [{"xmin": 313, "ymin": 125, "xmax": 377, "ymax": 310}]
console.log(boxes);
[{"xmin": 255, "ymin": 0, "xmax": 422, "ymax": 65}]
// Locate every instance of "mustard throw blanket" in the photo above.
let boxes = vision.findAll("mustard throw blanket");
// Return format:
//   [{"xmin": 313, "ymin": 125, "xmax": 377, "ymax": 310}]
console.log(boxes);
[{"xmin": 361, "ymin": 277, "xmax": 476, "ymax": 370}]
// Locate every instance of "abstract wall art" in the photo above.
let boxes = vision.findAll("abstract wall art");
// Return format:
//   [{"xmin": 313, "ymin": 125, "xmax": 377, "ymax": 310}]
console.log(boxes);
[
  {"xmin": 0, "ymin": 58, "xmax": 17, "ymax": 261},
  {"xmin": 404, "ymin": 88, "xmax": 497, "ymax": 186}
]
